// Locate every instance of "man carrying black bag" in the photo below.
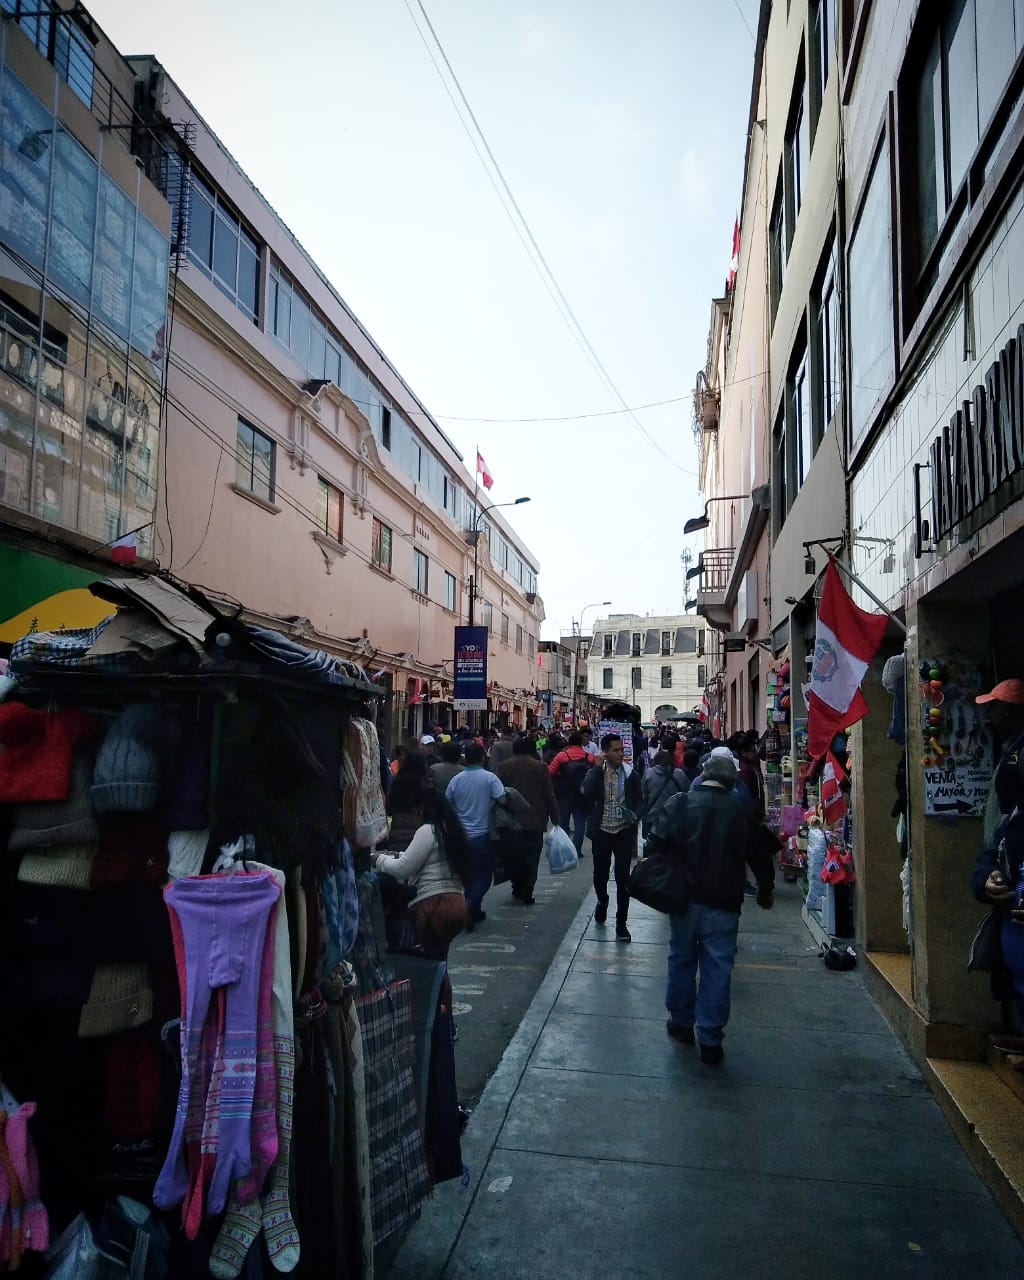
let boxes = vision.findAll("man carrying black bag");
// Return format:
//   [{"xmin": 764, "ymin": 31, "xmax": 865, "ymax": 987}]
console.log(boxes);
[
  {"xmin": 496, "ymin": 738, "xmax": 560, "ymax": 905},
  {"xmin": 646, "ymin": 752, "xmax": 775, "ymax": 1064}
]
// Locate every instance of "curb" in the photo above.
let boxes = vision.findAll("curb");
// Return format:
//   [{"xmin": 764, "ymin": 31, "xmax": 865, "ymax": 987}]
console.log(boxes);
[{"xmin": 382, "ymin": 870, "xmax": 597, "ymax": 1279}]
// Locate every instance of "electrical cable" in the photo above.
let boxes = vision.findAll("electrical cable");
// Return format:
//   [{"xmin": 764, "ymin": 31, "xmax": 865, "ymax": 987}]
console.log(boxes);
[
  {"xmin": 404, "ymin": 0, "xmax": 694, "ymax": 474},
  {"xmin": 730, "ymin": 0, "xmax": 756, "ymax": 42}
]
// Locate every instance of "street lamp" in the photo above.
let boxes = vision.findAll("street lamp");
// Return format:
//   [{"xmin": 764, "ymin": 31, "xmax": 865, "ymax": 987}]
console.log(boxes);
[
  {"xmin": 682, "ymin": 485, "xmax": 771, "ymax": 535},
  {"xmin": 572, "ymin": 600, "xmax": 611, "ymax": 725},
  {"xmin": 468, "ymin": 496, "xmax": 530, "ymax": 626}
]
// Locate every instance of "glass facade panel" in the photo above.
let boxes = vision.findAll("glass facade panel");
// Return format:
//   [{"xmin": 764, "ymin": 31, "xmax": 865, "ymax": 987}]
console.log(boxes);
[
  {"xmin": 51, "ymin": 131, "xmax": 96, "ymax": 308},
  {"xmin": 848, "ymin": 141, "xmax": 892, "ymax": 449},
  {"xmin": 0, "ymin": 71, "xmax": 53, "ymax": 271}
]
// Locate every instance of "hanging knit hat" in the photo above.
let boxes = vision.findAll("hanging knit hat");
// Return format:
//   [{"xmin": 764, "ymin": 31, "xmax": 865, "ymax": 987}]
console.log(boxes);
[
  {"xmin": 78, "ymin": 962, "xmax": 154, "ymax": 1038},
  {"xmin": 90, "ymin": 704, "xmax": 161, "ymax": 814},
  {"xmin": 7, "ymin": 751, "xmax": 100, "ymax": 852},
  {"xmin": 16, "ymin": 842, "xmax": 97, "ymax": 891},
  {"xmin": 0, "ymin": 703, "xmax": 96, "ymax": 803}
]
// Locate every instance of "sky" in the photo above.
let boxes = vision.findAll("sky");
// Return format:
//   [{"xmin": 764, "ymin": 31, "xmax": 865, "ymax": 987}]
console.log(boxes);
[{"xmin": 88, "ymin": 0, "xmax": 759, "ymax": 640}]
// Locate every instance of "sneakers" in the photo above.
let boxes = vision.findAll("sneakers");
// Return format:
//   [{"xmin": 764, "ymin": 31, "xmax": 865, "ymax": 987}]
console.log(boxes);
[
  {"xmin": 699, "ymin": 1043, "xmax": 724, "ymax": 1065},
  {"xmin": 594, "ymin": 900, "xmax": 608, "ymax": 924},
  {"xmin": 666, "ymin": 1021, "xmax": 695, "ymax": 1045},
  {"xmin": 615, "ymin": 924, "xmax": 632, "ymax": 943}
]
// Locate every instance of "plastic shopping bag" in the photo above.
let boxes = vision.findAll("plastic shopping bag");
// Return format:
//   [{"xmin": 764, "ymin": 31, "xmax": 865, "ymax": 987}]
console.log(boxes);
[{"xmin": 545, "ymin": 825, "xmax": 578, "ymax": 875}]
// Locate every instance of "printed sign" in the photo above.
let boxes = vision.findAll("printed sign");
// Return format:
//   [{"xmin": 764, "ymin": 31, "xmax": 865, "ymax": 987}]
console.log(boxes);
[
  {"xmin": 453, "ymin": 625, "xmax": 488, "ymax": 710},
  {"xmin": 919, "ymin": 659, "xmax": 994, "ymax": 818},
  {"xmin": 598, "ymin": 720, "xmax": 634, "ymax": 765}
]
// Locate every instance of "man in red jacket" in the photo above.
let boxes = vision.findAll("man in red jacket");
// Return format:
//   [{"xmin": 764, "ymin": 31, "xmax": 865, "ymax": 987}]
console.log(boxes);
[{"xmin": 547, "ymin": 732, "xmax": 592, "ymax": 856}]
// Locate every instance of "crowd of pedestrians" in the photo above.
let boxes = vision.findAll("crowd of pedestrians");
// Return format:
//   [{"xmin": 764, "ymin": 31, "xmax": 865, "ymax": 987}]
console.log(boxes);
[{"xmin": 374, "ymin": 718, "xmax": 778, "ymax": 1065}]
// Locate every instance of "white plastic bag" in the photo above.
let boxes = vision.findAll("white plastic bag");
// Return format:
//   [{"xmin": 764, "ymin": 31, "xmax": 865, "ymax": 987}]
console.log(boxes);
[{"xmin": 545, "ymin": 825, "xmax": 578, "ymax": 875}]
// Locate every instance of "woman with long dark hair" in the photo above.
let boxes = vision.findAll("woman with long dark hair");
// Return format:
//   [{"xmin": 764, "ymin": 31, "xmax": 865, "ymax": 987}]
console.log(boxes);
[{"xmin": 375, "ymin": 750, "xmax": 471, "ymax": 955}]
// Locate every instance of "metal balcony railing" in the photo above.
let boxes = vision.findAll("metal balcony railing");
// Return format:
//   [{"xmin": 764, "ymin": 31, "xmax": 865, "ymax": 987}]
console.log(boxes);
[{"xmin": 696, "ymin": 548, "xmax": 734, "ymax": 594}]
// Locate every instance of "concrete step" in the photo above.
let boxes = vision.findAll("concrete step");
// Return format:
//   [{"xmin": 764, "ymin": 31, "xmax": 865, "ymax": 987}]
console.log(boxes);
[{"xmin": 989, "ymin": 1043, "xmax": 1024, "ymax": 1106}]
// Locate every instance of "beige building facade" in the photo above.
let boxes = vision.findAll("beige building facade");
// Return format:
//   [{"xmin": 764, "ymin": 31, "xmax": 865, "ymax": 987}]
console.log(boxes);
[{"xmin": 587, "ymin": 613, "xmax": 707, "ymax": 725}]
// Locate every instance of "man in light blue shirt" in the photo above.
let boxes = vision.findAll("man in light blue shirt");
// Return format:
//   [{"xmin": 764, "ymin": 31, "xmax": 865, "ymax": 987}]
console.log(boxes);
[{"xmin": 447, "ymin": 741, "xmax": 507, "ymax": 927}]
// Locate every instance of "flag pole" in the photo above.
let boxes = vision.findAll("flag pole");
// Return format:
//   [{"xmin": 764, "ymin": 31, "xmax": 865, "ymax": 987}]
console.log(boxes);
[{"xmin": 810, "ymin": 545, "xmax": 906, "ymax": 634}]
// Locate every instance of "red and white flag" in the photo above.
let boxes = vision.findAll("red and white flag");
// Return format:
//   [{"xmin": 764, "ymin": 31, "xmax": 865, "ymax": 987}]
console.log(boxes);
[
  {"xmin": 476, "ymin": 450, "xmax": 494, "ymax": 491},
  {"xmin": 699, "ymin": 690, "xmax": 711, "ymax": 723},
  {"xmin": 807, "ymin": 559, "xmax": 888, "ymax": 757},
  {"xmin": 728, "ymin": 217, "xmax": 740, "ymax": 291},
  {"xmin": 110, "ymin": 531, "xmax": 137, "ymax": 565}
]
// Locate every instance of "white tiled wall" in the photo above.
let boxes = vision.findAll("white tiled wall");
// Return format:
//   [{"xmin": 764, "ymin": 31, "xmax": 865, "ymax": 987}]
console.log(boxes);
[{"xmin": 850, "ymin": 182, "xmax": 1024, "ymax": 607}]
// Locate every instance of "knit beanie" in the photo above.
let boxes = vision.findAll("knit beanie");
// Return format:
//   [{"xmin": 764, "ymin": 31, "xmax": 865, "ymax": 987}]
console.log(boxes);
[
  {"xmin": 78, "ymin": 962, "xmax": 153, "ymax": 1038},
  {"xmin": 7, "ymin": 752, "xmax": 99, "ymax": 852},
  {"xmin": 90, "ymin": 704, "xmax": 161, "ymax": 814},
  {"xmin": 16, "ymin": 842, "xmax": 97, "ymax": 891},
  {"xmin": 0, "ymin": 703, "xmax": 96, "ymax": 803}
]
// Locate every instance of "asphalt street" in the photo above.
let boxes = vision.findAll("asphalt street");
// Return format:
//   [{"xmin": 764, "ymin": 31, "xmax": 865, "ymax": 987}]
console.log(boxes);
[{"xmin": 447, "ymin": 843, "xmax": 596, "ymax": 1111}]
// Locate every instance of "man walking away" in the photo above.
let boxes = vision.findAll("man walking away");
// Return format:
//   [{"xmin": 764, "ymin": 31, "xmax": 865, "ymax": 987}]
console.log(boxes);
[
  {"xmin": 649, "ymin": 753, "xmax": 775, "ymax": 1064},
  {"xmin": 496, "ymin": 737, "xmax": 560, "ymax": 904},
  {"xmin": 641, "ymin": 749, "xmax": 689, "ymax": 843},
  {"xmin": 430, "ymin": 739, "xmax": 465, "ymax": 793},
  {"xmin": 446, "ymin": 742, "xmax": 507, "ymax": 928},
  {"xmin": 580, "ymin": 733, "xmax": 644, "ymax": 942},
  {"xmin": 548, "ymin": 733, "xmax": 592, "ymax": 857},
  {"xmin": 487, "ymin": 726, "xmax": 516, "ymax": 769}
]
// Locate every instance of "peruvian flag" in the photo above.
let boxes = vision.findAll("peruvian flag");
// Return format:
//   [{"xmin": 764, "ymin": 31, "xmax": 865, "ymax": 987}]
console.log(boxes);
[
  {"xmin": 807, "ymin": 559, "xmax": 888, "ymax": 757},
  {"xmin": 728, "ymin": 217, "xmax": 740, "ymax": 291},
  {"xmin": 476, "ymin": 449, "xmax": 494, "ymax": 491},
  {"xmin": 699, "ymin": 690, "xmax": 711, "ymax": 723},
  {"xmin": 110, "ymin": 530, "xmax": 137, "ymax": 565}
]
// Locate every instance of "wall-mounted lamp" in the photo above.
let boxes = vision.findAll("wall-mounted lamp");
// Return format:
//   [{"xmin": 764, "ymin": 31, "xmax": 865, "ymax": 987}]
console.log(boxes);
[{"xmin": 803, "ymin": 552, "xmax": 816, "ymax": 575}]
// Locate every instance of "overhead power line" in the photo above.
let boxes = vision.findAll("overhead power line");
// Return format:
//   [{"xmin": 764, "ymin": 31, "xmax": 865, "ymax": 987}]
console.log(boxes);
[{"xmin": 404, "ymin": 0, "xmax": 694, "ymax": 475}]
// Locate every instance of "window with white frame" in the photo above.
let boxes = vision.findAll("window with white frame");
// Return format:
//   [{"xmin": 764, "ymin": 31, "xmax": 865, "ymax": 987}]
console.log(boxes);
[
  {"xmin": 603, "ymin": 667, "xmax": 614, "ymax": 689},
  {"xmin": 444, "ymin": 570, "xmax": 457, "ymax": 612},
  {"xmin": 236, "ymin": 418, "xmax": 274, "ymax": 501},
  {"xmin": 316, "ymin": 477, "xmax": 343, "ymax": 541},
  {"xmin": 414, "ymin": 549, "xmax": 429, "ymax": 595},
  {"xmin": 372, "ymin": 518, "xmax": 393, "ymax": 572},
  {"xmin": 661, "ymin": 666, "xmax": 673, "ymax": 688}
]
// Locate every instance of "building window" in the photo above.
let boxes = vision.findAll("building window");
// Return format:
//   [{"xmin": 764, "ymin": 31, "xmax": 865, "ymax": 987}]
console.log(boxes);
[
  {"xmin": 189, "ymin": 174, "xmax": 259, "ymax": 321},
  {"xmin": 500, "ymin": 539, "xmax": 510, "ymax": 570},
  {"xmin": 528, "ymin": 633, "xmax": 536, "ymax": 661},
  {"xmin": 809, "ymin": 0, "xmax": 833, "ymax": 141},
  {"xmin": 372, "ymin": 518, "xmax": 392, "ymax": 572},
  {"xmin": 603, "ymin": 667, "xmax": 614, "ymax": 689},
  {"xmin": 848, "ymin": 138, "xmax": 893, "ymax": 451},
  {"xmin": 787, "ymin": 338, "xmax": 814, "ymax": 492},
  {"xmin": 501, "ymin": 613, "xmax": 510, "ymax": 644},
  {"xmin": 236, "ymin": 418, "xmax": 274, "ymax": 501},
  {"xmin": 772, "ymin": 408, "xmax": 788, "ymax": 539},
  {"xmin": 661, "ymin": 665, "xmax": 673, "ymax": 689},
  {"xmin": 444, "ymin": 570, "xmax": 457, "ymax": 612},
  {"xmin": 784, "ymin": 67, "xmax": 810, "ymax": 252},
  {"xmin": 698, "ymin": 664, "xmax": 708, "ymax": 688},
  {"xmin": 316, "ymin": 477, "xmax": 343, "ymax": 541},
  {"xmin": 903, "ymin": 0, "xmax": 1022, "ymax": 281},
  {"xmin": 414, "ymin": 548, "xmax": 429, "ymax": 595},
  {"xmin": 515, "ymin": 556, "xmax": 524, "ymax": 584},
  {"xmin": 603, "ymin": 633, "xmax": 614, "ymax": 657},
  {"xmin": 811, "ymin": 239, "xmax": 841, "ymax": 440},
  {"xmin": 516, "ymin": 624, "xmax": 523, "ymax": 654},
  {"xmin": 631, "ymin": 666, "xmax": 642, "ymax": 689},
  {"xmin": 769, "ymin": 187, "xmax": 785, "ymax": 324},
  {"xmin": 53, "ymin": 18, "xmax": 94, "ymax": 107},
  {"xmin": 631, "ymin": 631, "xmax": 642, "ymax": 657},
  {"xmin": 381, "ymin": 406, "xmax": 392, "ymax": 450},
  {"xmin": 661, "ymin": 630, "xmax": 672, "ymax": 656},
  {"xmin": 482, "ymin": 601, "xmax": 493, "ymax": 632}
]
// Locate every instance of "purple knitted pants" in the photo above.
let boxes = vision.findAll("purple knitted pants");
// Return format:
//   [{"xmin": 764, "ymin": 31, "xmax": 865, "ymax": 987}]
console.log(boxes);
[{"xmin": 154, "ymin": 872, "xmax": 281, "ymax": 1239}]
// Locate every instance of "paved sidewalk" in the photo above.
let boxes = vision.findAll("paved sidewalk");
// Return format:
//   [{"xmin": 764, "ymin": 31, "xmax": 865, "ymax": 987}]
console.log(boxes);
[{"xmin": 385, "ymin": 880, "xmax": 1024, "ymax": 1280}]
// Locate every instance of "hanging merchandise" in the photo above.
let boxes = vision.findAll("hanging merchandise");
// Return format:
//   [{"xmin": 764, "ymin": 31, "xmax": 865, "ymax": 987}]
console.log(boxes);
[
  {"xmin": 821, "ymin": 839, "xmax": 856, "ymax": 885},
  {"xmin": 820, "ymin": 751, "xmax": 849, "ymax": 824},
  {"xmin": 0, "ymin": 571, "xmax": 460, "ymax": 1279},
  {"xmin": 917, "ymin": 658, "xmax": 995, "ymax": 817}
]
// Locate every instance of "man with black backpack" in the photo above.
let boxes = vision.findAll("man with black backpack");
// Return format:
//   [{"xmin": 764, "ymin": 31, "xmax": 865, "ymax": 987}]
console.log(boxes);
[
  {"xmin": 641, "ymin": 749, "xmax": 690, "ymax": 846},
  {"xmin": 548, "ymin": 732, "xmax": 592, "ymax": 857}
]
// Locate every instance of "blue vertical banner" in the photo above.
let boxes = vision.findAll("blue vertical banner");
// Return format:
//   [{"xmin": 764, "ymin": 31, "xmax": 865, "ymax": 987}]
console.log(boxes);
[{"xmin": 453, "ymin": 626, "xmax": 488, "ymax": 710}]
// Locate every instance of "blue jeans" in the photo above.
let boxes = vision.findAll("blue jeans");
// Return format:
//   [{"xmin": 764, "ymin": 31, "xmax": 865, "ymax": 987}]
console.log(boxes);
[
  {"xmin": 558, "ymin": 793, "xmax": 589, "ymax": 854},
  {"xmin": 666, "ymin": 904, "xmax": 740, "ymax": 1047},
  {"xmin": 465, "ymin": 834, "xmax": 496, "ymax": 916}
]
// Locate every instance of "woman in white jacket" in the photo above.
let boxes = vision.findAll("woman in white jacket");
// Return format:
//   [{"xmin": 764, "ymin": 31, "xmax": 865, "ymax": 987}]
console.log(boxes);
[{"xmin": 373, "ymin": 772, "xmax": 471, "ymax": 957}]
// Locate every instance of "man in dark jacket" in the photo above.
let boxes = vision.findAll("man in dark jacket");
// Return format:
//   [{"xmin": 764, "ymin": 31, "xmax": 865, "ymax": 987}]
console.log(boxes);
[
  {"xmin": 648, "ymin": 753, "xmax": 775, "ymax": 1063},
  {"xmin": 580, "ymin": 733, "xmax": 644, "ymax": 942},
  {"xmin": 496, "ymin": 737, "xmax": 560, "ymax": 904},
  {"xmin": 548, "ymin": 733, "xmax": 592, "ymax": 856}
]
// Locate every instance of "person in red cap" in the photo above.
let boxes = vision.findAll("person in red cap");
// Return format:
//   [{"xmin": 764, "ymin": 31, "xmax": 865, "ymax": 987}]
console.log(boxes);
[{"xmin": 970, "ymin": 677, "xmax": 1024, "ymax": 1046}]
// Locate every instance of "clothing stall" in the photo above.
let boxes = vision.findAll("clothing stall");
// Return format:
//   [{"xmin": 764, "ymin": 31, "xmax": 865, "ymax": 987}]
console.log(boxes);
[{"xmin": 0, "ymin": 574, "xmax": 460, "ymax": 1278}]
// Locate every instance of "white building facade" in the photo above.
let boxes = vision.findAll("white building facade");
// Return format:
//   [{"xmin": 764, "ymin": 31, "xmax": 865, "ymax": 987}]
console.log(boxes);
[{"xmin": 587, "ymin": 613, "xmax": 707, "ymax": 724}]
